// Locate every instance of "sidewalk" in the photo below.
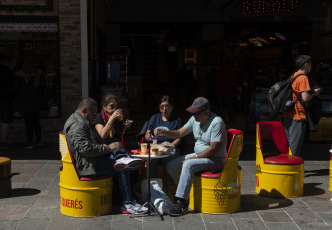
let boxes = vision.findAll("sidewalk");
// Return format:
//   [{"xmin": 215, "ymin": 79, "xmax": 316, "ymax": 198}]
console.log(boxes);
[{"xmin": 1, "ymin": 146, "xmax": 332, "ymax": 230}]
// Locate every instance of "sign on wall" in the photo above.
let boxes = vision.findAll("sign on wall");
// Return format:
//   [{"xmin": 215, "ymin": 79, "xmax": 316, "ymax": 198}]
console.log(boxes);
[{"xmin": 0, "ymin": 22, "xmax": 58, "ymax": 32}]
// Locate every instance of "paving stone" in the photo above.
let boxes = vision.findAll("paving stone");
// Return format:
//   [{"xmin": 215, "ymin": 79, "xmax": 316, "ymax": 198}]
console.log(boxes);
[
  {"xmin": 233, "ymin": 218, "xmax": 268, "ymax": 230},
  {"xmin": 48, "ymin": 221, "xmax": 81, "ymax": 230},
  {"xmin": 24, "ymin": 179, "xmax": 51, "ymax": 190},
  {"xmin": 142, "ymin": 215, "xmax": 174, "ymax": 230},
  {"xmin": 205, "ymin": 222, "xmax": 237, "ymax": 230},
  {"xmin": 32, "ymin": 196, "xmax": 59, "ymax": 209},
  {"xmin": 0, "ymin": 205, "xmax": 31, "ymax": 221},
  {"xmin": 258, "ymin": 211, "xmax": 292, "ymax": 222},
  {"xmin": 12, "ymin": 175, "xmax": 32, "ymax": 183},
  {"xmin": 172, "ymin": 212, "xmax": 205, "ymax": 230},
  {"xmin": 201, "ymin": 213, "xmax": 233, "ymax": 222},
  {"xmin": 33, "ymin": 170, "xmax": 59, "ymax": 180},
  {"xmin": 78, "ymin": 222, "xmax": 111, "ymax": 230},
  {"xmin": 0, "ymin": 221, "xmax": 20, "ymax": 230},
  {"xmin": 24, "ymin": 207, "xmax": 58, "ymax": 219},
  {"xmin": 110, "ymin": 213, "xmax": 142, "ymax": 230},
  {"xmin": 51, "ymin": 210, "xmax": 84, "ymax": 223},
  {"xmin": 284, "ymin": 207, "xmax": 328, "ymax": 226},
  {"xmin": 5, "ymin": 193, "xmax": 38, "ymax": 205},
  {"xmin": 265, "ymin": 222, "xmax": 299, "ymax": 230},
  {"xmin": 15, "ymin": 217, "xmax": 51, "ymax": 230},
  {"xmin": 303, "ymin": 201, "xmax": 332, "ymax": 212}
]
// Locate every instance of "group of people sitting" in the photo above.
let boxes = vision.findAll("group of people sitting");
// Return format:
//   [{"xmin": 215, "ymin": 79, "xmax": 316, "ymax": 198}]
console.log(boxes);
[{"xmin": 63, "ymin": 94, "xmax": 228, "ymax": 217}]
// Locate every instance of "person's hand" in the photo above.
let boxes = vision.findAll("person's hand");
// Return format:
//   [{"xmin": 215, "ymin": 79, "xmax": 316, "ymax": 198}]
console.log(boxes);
[
  {"xmin": 109, "ymin": 142, "xmax": 122, "ymax": 151},
  {"xmin": 154, "ymin": 128, "xmax": 164, "ymax": 137},
  {"xmin": 145, "ymin": 132, "xmax": 153, "ymax": 141},
  {"xmin": 314, "ymin": 88, "xmax": 322, "ymax": 96},
  {"xmin": 109, "ymin": 109, "xmax": 123, "ymax": 122},
  {"xmin": 123, "ymin": 119, "xmax": 133, "ymax": 129},
  {"xmin": 182, "ymin": 155, "xmax": 196, "ymax": 164}
]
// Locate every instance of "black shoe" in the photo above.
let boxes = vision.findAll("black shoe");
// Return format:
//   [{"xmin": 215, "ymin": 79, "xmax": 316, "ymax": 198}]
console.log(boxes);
[{"xmin": 169, "ymin": 199, "xmax": 189, "ymax": 216}]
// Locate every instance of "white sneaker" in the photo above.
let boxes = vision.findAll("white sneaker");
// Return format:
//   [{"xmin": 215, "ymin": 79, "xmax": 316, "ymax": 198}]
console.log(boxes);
[
  {"xmin": 121, "ymin": 200, "xmax": 148, "ymax": 214},
  {"xmin": 114, "ymin": 157, "xmax": 143, "ymax": 171}
]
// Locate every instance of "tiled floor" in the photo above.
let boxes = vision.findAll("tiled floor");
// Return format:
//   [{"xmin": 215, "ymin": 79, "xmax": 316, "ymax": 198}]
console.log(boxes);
[{"xmin": 0, "ymin": 157, "xmax": 331, "ymax": 230}]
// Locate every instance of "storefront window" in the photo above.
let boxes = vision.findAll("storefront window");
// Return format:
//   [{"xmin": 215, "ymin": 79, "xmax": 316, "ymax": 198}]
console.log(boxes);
[{"xmin": 0, "ymin": 22, "xmax": 60, "ymax": 118}]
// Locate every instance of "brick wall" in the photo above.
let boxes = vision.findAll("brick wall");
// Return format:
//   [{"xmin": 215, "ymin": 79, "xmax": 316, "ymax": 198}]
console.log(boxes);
[{"xmin": 0, "ymin": 0, "xmax": 82, "ymax": 144}]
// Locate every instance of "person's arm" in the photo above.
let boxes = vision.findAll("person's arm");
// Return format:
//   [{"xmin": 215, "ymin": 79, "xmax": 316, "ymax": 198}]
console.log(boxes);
[
  {"xmin": 172, "ymin": 138, "xmax": 181, "ymax": 147},
  {"xmin": 183, "ymin": 142, "xmax": 221, "ymax": 163},
  {"xmin": 301, "ymin": 88, "xmax": 321, "ymax": 102},
  {"xmin": 145, "ymin": 129, "xmax": 154, "ymax": 141},
  {"xmin": 95, "ymin": 111, "xmax": 120, "ymax": 139},
  {"xmin": 156, "ymin": 126, "xmax": 190, "ymax": 139},
  {"xmin": 69, "ymin": 124, "xmax": 110, "ymax": 158}
]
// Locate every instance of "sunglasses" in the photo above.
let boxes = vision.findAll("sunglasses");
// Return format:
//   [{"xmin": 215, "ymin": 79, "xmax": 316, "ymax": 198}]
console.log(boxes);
[
  {"xmin": 108, "ymin": 104, "xmax": 118, "ymax": 109},
  {"xmin": 159, "ymin": 105, "xmax": 171, "ymax": 109}
]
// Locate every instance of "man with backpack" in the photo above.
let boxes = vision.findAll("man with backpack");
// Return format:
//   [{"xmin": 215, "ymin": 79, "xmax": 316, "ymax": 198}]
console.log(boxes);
[{"xmin": 282, "ymin": 55, "xmax": 321, "ymax": 156}]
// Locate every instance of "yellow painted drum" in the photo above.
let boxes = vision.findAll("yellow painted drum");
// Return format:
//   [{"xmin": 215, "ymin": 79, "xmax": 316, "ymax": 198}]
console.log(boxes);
[
  {"xmin": 255, "ymin": 121, "xmax": 304, "ymax": 198},
  {"xmin": 189, "ymin": 166, "xmax": 241, "ymax": 214},
  {"xmin": 59, "ymin": 168, "xmax": 113, "ymax": 217},
  {"xmin": 255, "ymin": 163, "xmax": 303, "ymax": 197},
  {"xmin": 0, "ymin": 157, "xmax": 11, "ymax": 198},
  {"xmin": 189, "ymin": 129, "xmax": 243, "ymax": 214},
  {"xmin": 329, "ymin": 159, "xmax": 332, "ymax": 192},
  {"xmin": 59, "ymin": 133, "xmax": 113, "ymax": 217}
]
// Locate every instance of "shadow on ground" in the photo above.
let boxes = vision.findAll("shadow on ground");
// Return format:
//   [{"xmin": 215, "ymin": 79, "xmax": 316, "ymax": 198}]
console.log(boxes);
[
  {"xmin": 303, "ymin": 183, "xmax": 326, "ymax": 196},
  {"xmin": 239, "ymin": 194, "xmax": 293, "ymax": 212},
  {"xmin": 9, "ymin": 188, "xmax": 41, "ymax": 197}
]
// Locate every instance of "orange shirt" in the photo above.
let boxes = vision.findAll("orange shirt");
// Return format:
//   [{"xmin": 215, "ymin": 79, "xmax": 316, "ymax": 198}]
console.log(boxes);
[{"xmin": 282, "ymin": 71, "xmax": 310, "ymax": 121}]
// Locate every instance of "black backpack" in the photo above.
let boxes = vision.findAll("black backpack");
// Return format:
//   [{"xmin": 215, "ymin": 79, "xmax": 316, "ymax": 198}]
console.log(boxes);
[{"xmin": 267, "ymin": 74, "xmax": 305, "ymax": 113}]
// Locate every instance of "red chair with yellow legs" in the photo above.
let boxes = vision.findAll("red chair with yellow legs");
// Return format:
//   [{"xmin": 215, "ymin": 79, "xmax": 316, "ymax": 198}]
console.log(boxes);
[
  {"xmin": 59, "ymin": 132, "xmax": 113, "ymax": 217},
  {"xmin": 189, "ymin": 129, "xmax": 243, "ymax": 214},
  {"xmin": 256, "ymin": 121, "xmax": 303, "ymax": 198}
]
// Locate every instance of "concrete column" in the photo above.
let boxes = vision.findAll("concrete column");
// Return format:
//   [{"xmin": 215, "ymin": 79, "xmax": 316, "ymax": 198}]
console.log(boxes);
[{"xmin": 81, "ymin": 0, "xmax": 88, "ymax": 97}]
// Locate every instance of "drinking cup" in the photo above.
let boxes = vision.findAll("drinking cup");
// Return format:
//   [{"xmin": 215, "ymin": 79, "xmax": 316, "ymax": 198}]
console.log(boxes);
[{"xmin": 140, "ymin": 143, "xmax": 147, "ymax": 155}]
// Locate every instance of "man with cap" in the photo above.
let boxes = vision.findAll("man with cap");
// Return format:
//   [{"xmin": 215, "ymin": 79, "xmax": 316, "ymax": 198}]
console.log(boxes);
[{"xmin": 155, "ymin": 97, "xmax": 227, "ymax": 216}]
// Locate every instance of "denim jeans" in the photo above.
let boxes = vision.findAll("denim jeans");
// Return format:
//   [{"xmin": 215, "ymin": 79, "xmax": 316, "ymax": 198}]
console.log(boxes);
[
  {"xmin": 95, "ymin": 151, "xmax": 133, "ymax": 203},
  {"xmin": 166, "ymin": 153, "xmax": 223, "ymax": 200},
  {"xmin": 149, "ymin": 148, "xmax": 180, "ymax": 189}
]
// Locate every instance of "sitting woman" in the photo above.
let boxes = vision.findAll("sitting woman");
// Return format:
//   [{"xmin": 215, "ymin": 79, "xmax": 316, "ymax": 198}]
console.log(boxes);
[
  {"xmin": 94, "ymin": 94, "xmax": 132, "ymax": 145},
  {"xmin": 144, "ymin": 95, "xmax": 182, "ymax": 192},
  {"xmin": 93, "ymin": 94, "xmax": 140, "ymax": 171}
]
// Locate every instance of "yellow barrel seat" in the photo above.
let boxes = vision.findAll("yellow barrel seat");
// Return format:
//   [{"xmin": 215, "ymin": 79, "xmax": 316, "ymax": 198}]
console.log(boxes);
[
  {"xmin": 189, "ymin": 129, "xmax": 243, "ymax": 214},
  {"xmin": 59, "ymin": 132, "xmax": 113, "ymax": 217},
  {"xmin": 0, "ymin": 157, "xmax": 11, "ymax": 198},
  {"xmin": 256, "ymin": 121, "xmax": 304, "ymax": 198}
]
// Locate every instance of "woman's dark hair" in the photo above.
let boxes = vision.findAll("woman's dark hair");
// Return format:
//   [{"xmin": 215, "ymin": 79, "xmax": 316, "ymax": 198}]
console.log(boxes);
[
  {"xmin": 160, "ymin": 95, "xmax": 174, "ymax": 106},
  {"xmin": 101, "ymin": 94, "xmax": 119, "ymax": 107}
]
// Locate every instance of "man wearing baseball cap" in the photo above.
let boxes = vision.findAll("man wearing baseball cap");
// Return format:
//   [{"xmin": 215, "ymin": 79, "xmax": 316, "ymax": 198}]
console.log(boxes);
[{"xmin": 155, "ymin": 97, "xmax": 227, "ymax": 216}]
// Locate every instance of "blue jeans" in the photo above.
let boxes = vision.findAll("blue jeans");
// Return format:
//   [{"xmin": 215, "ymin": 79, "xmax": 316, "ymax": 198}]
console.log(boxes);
[
  {"xmin": 95, "ymin": 149, "xmax": 133, "ymax": 204},
  {"xmin": 166, "ymin": 153, "xmax": 223, "ymax": 200},
  {"xmin": 149, "ymin": 148, "xmax": 180, "ymax": 188}
]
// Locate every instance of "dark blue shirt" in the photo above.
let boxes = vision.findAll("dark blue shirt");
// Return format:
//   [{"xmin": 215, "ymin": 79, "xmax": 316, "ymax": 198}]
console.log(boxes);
[{"xmin": 147, "ymin": 113, "xmax": 182, "ymax": 144}]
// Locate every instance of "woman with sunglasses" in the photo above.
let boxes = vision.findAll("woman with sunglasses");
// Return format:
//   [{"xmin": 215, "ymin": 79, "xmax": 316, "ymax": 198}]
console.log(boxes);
[{"xmin": 144, "ymin": 95, "xmax": 182, "ymax": 193}]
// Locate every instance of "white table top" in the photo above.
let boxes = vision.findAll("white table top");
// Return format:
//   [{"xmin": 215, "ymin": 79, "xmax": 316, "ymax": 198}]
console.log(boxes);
[{"xmin": 130, "ymin": 153, "xmax": 170, "ymax": 159}]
